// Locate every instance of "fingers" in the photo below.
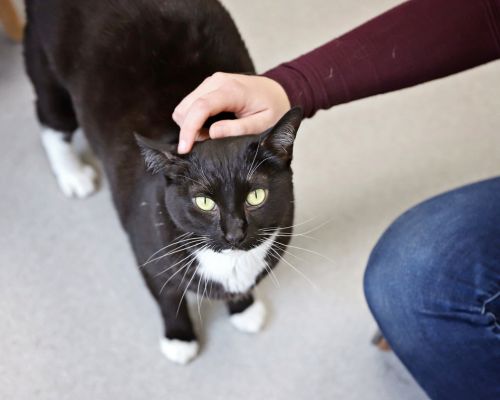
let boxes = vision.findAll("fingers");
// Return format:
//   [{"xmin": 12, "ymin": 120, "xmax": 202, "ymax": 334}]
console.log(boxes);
[
  {"xmin": 173, "ymin": 76, "xmax": 219, "ymax": 126},
  {"xmin": 209, "ymin": 111, "xmax": 272, "ymax": 139},
  {"xmin": 177, "ymin": 86, "xmax": 246, "ymax": 153},
  {"xmin": 173, "ymin": 72, "xmax": 231, "ymax": 127}
]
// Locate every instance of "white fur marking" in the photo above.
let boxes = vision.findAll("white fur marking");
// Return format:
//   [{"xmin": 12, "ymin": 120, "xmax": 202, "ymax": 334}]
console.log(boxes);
[
  {"xmin": 230, "ymin": 299, "xmax": 266, "ymax": 333},
  {"xmin": 41, "ymin": 127, "xmax": 97, "ymax": 198},
  {"xmin": 195, "ymin": 231, "xmax": 278, "ymax": 293},
  {"xmin": 159, "ymin": 338, "xmax": 199, "ymax": 364}
]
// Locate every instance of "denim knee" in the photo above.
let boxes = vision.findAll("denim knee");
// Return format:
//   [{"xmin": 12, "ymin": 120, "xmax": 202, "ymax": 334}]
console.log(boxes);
[
  {"xmin": 364, "ymin": 180, "xmax": 500, "ymax": 343},
  {"xmin": 362, "ymin": 204, "xmax": 436, "ymax": 345}
]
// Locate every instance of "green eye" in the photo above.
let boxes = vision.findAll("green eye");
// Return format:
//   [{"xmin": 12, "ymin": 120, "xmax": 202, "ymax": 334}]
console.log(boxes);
[
  {"xmin": 246, "ymin": 189, "xmax": 268, "ymax": 207},
  {"xmin": 194, "ymin": 196, "xmax": 216, "ymax": 211}
]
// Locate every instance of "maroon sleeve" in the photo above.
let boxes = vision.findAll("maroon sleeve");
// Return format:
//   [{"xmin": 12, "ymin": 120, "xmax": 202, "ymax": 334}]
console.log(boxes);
[{"xmin": 262, "ymin": 0, "xmax": 500, "ymax": 118}]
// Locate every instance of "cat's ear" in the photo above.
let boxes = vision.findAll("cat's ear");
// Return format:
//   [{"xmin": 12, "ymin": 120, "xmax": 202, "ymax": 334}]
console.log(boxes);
[
  {"xmin": 261, "ymin": 107, "xmax": 303, "ymax": 162},
  {"xmin": 135, "ymin": 133, "xmax": 187, "ymax": 178}
]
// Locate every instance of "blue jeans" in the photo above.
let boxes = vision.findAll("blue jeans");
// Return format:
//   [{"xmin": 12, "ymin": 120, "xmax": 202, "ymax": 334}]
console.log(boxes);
[{"xmin": 364, "ymin": 177, "xmax": 500, "ymax": 400}]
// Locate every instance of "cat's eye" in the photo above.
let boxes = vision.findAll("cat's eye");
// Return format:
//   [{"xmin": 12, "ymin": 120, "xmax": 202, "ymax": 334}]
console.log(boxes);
[
  {"xmin": 246, "ymin": 189, "xmax": 268, "ymax": 207},
  {"xmin": 194, "ymin": 196, "xmax": 216, "ymax": 211}
]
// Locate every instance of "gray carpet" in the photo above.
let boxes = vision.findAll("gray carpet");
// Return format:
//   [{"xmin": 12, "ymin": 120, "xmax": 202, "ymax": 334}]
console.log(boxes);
[{"xmin": 1, "ymin": 1, "xmax": 499, "ymax": 399}]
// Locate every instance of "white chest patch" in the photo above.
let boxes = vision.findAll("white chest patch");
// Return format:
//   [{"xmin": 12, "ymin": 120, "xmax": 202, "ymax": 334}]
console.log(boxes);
[{"xmin": 195, "ymin": 231, "xmax": 278, "ymax": 294}]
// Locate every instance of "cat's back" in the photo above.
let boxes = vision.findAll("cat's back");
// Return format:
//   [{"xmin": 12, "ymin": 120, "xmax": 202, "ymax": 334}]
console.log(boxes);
[{"xmin": 27, "ymin": 0, "xmax": 253, "ymax": 92}]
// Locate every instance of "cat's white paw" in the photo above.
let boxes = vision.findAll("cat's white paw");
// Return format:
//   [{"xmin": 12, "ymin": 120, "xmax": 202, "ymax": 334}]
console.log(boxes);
[
  {"xmin": 230, "ymin": 299, "xmax": 266, "ymax": 333},
  {"xmin": 160, "ymin": 338, "xmax": 199, "ymax": 364},
  {"xmin": 41, "ymin": 127, "xmax": 98, "ymax": 199},
  {"xmin": 56, "ymin": 164, "xmax": 97, "ymax": 198}
]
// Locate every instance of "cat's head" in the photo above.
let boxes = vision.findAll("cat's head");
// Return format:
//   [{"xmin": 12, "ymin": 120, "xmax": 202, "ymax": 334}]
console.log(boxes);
[{"xmin": 136, "ymin": 107, "xmax": 302, "ymax": 295}]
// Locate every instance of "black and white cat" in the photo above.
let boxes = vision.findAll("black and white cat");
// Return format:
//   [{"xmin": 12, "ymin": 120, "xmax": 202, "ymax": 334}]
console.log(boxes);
[{"xmin": 24, "ymin": 0, "xmax": 302, "ymax": 364}]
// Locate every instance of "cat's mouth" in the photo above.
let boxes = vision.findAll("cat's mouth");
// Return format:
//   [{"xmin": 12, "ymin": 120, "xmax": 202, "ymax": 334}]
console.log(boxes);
[{"xmin": 216, "ymin": 238, "xmax": 264, "ymax": 253}]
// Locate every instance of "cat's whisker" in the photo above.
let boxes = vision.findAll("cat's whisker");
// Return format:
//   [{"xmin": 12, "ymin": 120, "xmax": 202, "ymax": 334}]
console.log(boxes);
[
  {"xmin": 259, "ymin": 218, "xmax": 332, "ymax": 242},
  {"xmin": 289, "ymin": 218, "xmax": 334, "ymax": 237},
  {"xmin": 159, "ymin": 245, "xmax": 208, "ymax": 294},
  {"xmin": 209, "ymin": 280, "xmax": 214, "ymax": 299},
  {"xmin": 145, "ymin": 241, "xmax": 205, "ymax": 269},
  {"xmin": 177, "ymin": 240, "xmax": 214, "ymax": 292},
  {"xmin": 144, "ymin": 237, "xmax": 208, "ymax": 267},
  {"xmin": 141, "ymin": 234, "xmax": 204, "ymax": 267},
  {"xmin": 198, "ymin": 165, "xmax": 211, "ymax": 188},
  {"xmin": 263, "ymin": 259, "xmax": 280, "ymax": 288},
  {"xmin": 176, "ymin": 262, "xmax": 203, "ymax": 317},
  {"xmin": 249, "ymin": 238, "xmax": 281, "ymax": 287},
  {"xmin": 199, "ymin": 242, "xmax": 216, "ymax": 305},
  {"xmin": 144, "ymin": 241, "xmax": 205, "ymax": 268},
  {"xmin": 196, "ymin": 267, "xmax": 206, "ymax": 321},
  {"xmin": 273, "ymin": 240, "xmax": 335, "ymax": 264},
  {"xmin": 174, "ymin": 240, "xmax": 215, "ymax": 316},
  {"xmin": 199, "ymin": 271, "xmax": 210, "ymax": 309},
  {"xmin": 266, "ymin": 240, "xmax": 307, "ymax": 263},
  {"xmin": 246, "ymin": 139, "xmax": 262, "ymax": 180},
  {"xmin": 142, "ymin": 232, "xmax": 192, "ymax": 265},
  {"xmin": 157, "ymin": 257, "xmax": 195, "ymax": 290},
  {"xmin": 258, "ymin": 232, "xmax": 318, "ymax": 240},
  {"xmin": 172, "ymin": 174, "xmax": 205, "ymax": 187},
  {"xmin": 202, "ymin": 273, "xmax": 209, "ymax": 301},
  {"xmin": 178, "ymin": 254, "xmax": 196, "ymax": 291},
  {"xmin": 155, "ymin": 242, "xmax": 208, "ymax": 277},
  {"xmin": 159, "ymin": 257, "xmax": 195, "ymax": 295},
  {"xmin": 259, "ymin": 216, "xmax": 320, "ymax": 232},
  {"xmin": 248, "ymin": 155, "xmax": 274, "ymax": 180},
  {"xmin": 267, "ymin": 246, "xmax": 318, "ymax": 291},
  {"xmin": 257, "ymin": 236, "xmax": 305, "ymax": 265}
]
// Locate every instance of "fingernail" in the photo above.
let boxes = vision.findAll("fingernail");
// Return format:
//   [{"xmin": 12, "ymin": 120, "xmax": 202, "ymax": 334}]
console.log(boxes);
[{"xmin": 177, "ymin": 140, "xmax": 188, "ymax": 153}]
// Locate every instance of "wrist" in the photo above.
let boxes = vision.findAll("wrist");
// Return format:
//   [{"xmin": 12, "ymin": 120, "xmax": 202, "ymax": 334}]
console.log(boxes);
[{"xmin": 260, "ymin": 76, "xmax": 291, "ymax": 110}]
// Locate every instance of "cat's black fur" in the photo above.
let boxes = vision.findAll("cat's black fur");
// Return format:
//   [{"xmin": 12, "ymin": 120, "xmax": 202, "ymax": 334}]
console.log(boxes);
[{"xmin": 24, "ymin": 0, "xmax": 301, "ymax": 354}]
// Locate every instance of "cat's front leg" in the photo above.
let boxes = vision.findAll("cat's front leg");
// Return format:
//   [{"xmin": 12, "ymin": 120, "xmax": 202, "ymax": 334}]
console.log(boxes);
[
  {"xmin": 157, "ymin": 290, "xmax": 199, "ymax": 364},
  {"xmin": 227, "ymin": 293, "xmax": 266, "ymax": 333}
]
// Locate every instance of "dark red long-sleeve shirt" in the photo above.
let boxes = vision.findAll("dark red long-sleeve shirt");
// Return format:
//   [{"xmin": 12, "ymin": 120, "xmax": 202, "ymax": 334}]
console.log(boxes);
[{"xmin": 263, "ymin": 0, "xmax": 500, "ymax": 118}]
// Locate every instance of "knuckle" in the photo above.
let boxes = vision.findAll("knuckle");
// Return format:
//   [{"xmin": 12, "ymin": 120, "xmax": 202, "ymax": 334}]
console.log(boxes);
[
  {"xmin": 225, "ymin": 79, "xmax": 243, "ymax": 95},
  {"xmin": 172, "ymin": 109, "xmax": 182, "ymax": 121},
  {"xmin": 212, "ymin": 71, "xmax": 226, "ymax": 80},
  {"xmin": 193, "ymin": 97, "xmax": 209, "ymax": 113}
]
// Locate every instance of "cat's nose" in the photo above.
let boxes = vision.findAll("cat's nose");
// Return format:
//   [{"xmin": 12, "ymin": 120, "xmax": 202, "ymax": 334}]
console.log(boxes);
[
  {"xmin": 222, "ymin": 215, "xmax": 247, "ymax": 246},
  {"xmin": 224, "ymin": 229, "xmax": 246, "ymax": 246}
]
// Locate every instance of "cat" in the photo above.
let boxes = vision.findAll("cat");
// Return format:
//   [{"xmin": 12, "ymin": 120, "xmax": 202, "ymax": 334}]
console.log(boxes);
[{"xmin": 24, "ymin": 0, "xmax": 302, "ymax": 364}]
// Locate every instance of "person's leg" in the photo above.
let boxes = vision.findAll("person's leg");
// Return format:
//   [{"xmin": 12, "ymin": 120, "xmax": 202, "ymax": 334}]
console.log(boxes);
[{"xmin": 364, "ymin": 177, "xmax": 500, "ymax": 400}]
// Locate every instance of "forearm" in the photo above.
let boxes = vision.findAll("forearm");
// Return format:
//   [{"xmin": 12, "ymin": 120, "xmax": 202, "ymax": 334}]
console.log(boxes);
[{"xmin": 263, "ymin": 0, "xmax": 500, "ymax": 118}]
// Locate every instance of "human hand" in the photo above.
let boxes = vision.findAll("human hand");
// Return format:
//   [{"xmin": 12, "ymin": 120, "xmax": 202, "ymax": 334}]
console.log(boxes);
[{"xmin": 173, "ymin": 72, "xmax": 290, "ymax": 153}]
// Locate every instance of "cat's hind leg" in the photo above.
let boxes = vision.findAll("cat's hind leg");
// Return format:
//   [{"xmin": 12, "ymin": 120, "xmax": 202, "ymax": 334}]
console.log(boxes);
[
  {"xmin": 227, "ymin": 293, "xmax": 266, "ymax": 333},
  {"xmin": 24, "ymin": 24, "xmax": 97, "ymax": 198},
  {"xmin": 40, "ymin": 128, "xmax": 97, "ymax": 198}
]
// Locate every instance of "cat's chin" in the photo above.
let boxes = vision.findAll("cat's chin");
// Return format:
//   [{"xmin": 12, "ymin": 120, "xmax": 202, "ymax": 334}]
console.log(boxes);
[
  {"xmin": 220, "ymin": 246, "xmax": 249, "ymax": 253},
  {"xmin": 193, "ymin": 231, "xmax": 279, "ymax": 295}
]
